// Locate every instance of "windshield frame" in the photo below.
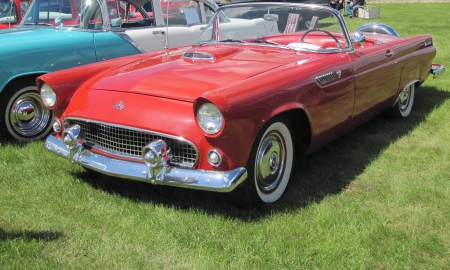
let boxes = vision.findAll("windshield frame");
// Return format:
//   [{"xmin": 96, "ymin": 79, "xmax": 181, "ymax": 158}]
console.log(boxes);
[{"xmin": 196, "ymin": 3, "xmax": 353, "ymax": 54}]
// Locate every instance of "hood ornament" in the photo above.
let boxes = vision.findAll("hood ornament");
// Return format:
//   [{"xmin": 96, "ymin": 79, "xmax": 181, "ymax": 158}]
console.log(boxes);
[{"xmin": 113, "ymin": 101, "xmax": 124, "ymax": 110}]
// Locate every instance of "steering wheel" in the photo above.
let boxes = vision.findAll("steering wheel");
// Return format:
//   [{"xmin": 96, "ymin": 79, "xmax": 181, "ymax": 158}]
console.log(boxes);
[{"xmin": 301, "ymin": 29, "xmax": 341, "ymax": 48}]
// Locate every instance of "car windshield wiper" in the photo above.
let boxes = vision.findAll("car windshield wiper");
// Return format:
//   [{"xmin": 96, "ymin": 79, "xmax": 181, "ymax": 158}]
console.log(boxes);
[
  {"xmin": 252, "ymin": 37, "xmax": 297, "ymax": 52},
  {"xmin": 23, "ymin": 22, "xmax": 54, "ymax": 26},
  {"xmin": 220, "ymin": 39, "xmax": 244, "ymax": 43}
]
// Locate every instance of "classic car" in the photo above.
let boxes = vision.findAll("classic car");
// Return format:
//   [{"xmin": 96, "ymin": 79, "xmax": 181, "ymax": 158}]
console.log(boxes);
[
  {"xmin": 0, "ymin": 0, "xmax": 218, "ymax": 141},
  {"xmin": 0, "ymin": 0, "xmax": 30, "ymax": 29},
  {"xmin": 38, "ymin": 3, "xmax": 445, "ymax": 206}
]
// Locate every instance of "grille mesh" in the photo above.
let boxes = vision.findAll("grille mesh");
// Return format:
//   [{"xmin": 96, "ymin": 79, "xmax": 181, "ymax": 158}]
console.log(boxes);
[
  {"xmin": 66, "ymin": 119, "xmax": 197, "ymax": 168},
  {"xmin": 316, "ymin": 72, "xmax": 337, "ymax": 86}
]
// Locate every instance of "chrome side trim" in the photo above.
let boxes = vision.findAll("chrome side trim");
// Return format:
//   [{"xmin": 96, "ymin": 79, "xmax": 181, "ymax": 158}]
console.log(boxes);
[
  {"xmin": 116, "ymin": 32, "xmax": 146, "ymax": 53},
  {"xmin": 316, "ymin": 71, "xmax": 338, "ymax": 86},
  {"xmin": 430, "ymin": 64, "xmax": 445, "ymax": 79},
  {"xmin": 45, "ymin": 134, "xmax": 248, "ymax": 192},
  {"xmin": 182, "ymin": 52, "xmax": 215, "ymax": 61}
]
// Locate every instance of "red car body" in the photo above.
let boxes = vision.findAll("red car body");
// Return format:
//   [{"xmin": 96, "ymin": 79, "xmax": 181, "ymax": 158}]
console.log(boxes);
[
  {"xmin": 0, "ymin": 0, "xmax": 30, "ymax": 28},
  {"xmin": 38, "ymin": 4, "xmax": 445, "ymax": 206}
]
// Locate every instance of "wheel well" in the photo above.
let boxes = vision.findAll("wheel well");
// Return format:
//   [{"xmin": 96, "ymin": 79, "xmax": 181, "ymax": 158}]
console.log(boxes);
[
  {"xmin": 0, "ymin": 74, "xmax": 43, "ymax": 96},
  {"xmin": 281, "ymin": 109, "xmax": 311, "ymax": 154}
]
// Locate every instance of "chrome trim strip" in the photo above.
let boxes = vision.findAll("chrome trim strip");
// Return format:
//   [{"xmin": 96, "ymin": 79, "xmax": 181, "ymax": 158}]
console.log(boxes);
[
  {"xmin": 182, "ymin": 52, "xmax": 216, "ymax": 61},
  {"xmin": 64, "ymin": 117, "xmax": 199, "ymax": 166},
  {"xmin": 45, "ymin": 134, "xmax": 247, "ymax": 192},
  {"xmin": 204, "ymin": 3, "xmax": 353, "ymax": 54},
  {"xmin": 315, "ymin": 71, "xmax": 338, "ymax": 85},
  {"xmin": 116, "ymin": 32, "xmax": 147, "ymax": 53}
]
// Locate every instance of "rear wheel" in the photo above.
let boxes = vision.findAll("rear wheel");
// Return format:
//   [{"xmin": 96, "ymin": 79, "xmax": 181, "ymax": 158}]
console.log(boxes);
[
  {"xmin": 394, "ymin": 84, "xmax": 415, "ymax": 118},
  {"xmin": 384, "ymin": 83, "xmax": 415, "ymax": 119},
  {"xmin": 0, "ymin": 78, "xmax": 53, "ymax": 141},
  {"xmin": 230, "ymin": 116, "xmax": 294, "ymax": 207}
]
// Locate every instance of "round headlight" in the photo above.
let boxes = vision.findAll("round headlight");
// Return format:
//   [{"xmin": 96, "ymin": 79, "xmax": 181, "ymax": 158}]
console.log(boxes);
[
  {"xmin": 40, "ymin": 83, "xmax": 56, "ymax": 107},
  {"xmin": 197, "ymin": 103, "xmax": 223, "ymax": 135}
]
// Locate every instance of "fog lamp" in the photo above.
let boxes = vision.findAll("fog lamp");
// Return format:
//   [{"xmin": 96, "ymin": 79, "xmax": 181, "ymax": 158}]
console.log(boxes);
[
  {"xmin": 207, "ymin": 149, "xmax": 222, "ymax": 166},
  {"xmin": 62, "ymin": 125, "xmax": 81, "ymax": 149},
  {"xmin": 142, "ymin": 140, "xmax": 168, "ymax": 168}
]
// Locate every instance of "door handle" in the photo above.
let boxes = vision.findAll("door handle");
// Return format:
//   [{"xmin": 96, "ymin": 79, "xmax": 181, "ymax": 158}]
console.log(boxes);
[
  {"xmin": 152, "ymin": 30, "xmax": 165, "ymax": 35},
  {"xmin": 385, "ymin": 50, "xmax": 395, "ymax": 58}
]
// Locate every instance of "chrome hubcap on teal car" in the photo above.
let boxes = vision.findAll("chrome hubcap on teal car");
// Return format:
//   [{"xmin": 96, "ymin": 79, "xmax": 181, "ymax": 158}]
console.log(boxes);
[{"xmin": 9, "ymin": 91, "xmax": 51, "ymax": 138}]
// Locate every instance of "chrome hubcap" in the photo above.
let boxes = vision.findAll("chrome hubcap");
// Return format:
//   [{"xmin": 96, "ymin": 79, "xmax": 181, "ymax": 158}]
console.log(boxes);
[
  {"xmin": 255, "ymin": 132, "xmax": 285, "ymax": 193},
  {"xmin": 9, "ymin": 91, "xmax": 51, "ymax": 137},
  {"xmin": 399, "ymin": 86, "xmax": 411, "ymax": 111}
]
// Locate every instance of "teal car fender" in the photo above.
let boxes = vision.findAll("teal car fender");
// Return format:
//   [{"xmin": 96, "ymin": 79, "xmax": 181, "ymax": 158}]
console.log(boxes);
[
  {"xmin": 0, "ymin": 28, "xmax": 139, "ymax": 91},
  {"xmin": 0, "ymin": 0, "xmax": 219, "ymax": 141},
  {"xmin": 0, "ymin": 27, "xmax": 140, "ymax": 141}
]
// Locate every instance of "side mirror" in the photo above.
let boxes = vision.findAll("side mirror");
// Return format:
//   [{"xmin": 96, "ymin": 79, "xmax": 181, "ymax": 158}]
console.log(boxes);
[
  {"xmin": 352, "ymin": 31, "xmax": 365, "ymax": 44},
  {"xmin": 263, "ymin": 14, "xmax": 278, "ymax": 22}
]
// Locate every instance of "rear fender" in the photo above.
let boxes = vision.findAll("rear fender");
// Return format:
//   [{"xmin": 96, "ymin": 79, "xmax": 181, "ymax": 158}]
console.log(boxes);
[{"xmin": 391, "ymin": 60, "xmax": 420, "ymax": 107}]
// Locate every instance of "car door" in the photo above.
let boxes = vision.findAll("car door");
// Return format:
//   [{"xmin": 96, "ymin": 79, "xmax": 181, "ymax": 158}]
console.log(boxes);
[
  {"xmin": 123, "ymin": 0, "xmax": 214, "ymax": 52},
  {"xmin": 349, "ymin": 43, "xmax": 400, "ymax": 123}
]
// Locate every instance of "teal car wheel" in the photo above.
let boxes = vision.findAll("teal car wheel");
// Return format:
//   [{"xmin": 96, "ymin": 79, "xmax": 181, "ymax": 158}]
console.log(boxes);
[{"xmin": 0, "ymin": 78, "xmax": 53, "ymax": 141}]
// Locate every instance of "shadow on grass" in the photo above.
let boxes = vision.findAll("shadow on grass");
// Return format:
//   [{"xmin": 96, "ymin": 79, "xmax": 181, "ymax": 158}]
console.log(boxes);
[
  {"xmin": 0, "ymin": 228, "xmax": 62, "ymax": 242},
  {"xmin": 68, "ymin": 86, "xmax": 449, "ymax": 221}
]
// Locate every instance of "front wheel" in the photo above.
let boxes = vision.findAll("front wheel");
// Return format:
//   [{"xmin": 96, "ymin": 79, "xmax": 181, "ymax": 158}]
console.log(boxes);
[
  {"xmin": 229, "ymin": 116, "xmax": 294, "ymax": 207},
  {"xmin": 0, "ymin": 78, "xmax": 53, "ymax": 141}
]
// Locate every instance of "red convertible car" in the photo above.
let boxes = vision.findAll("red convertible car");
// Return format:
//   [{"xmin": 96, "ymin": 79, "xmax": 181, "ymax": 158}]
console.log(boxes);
[{"xmin": 38, "ymin": 3, "xmax": 445, "ymax": 206}]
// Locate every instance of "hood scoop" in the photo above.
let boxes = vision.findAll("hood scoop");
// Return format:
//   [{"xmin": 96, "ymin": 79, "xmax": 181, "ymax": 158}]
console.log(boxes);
[{"xmin": 182, "ymin": 51, "xmax": 215, "ymax": 62}]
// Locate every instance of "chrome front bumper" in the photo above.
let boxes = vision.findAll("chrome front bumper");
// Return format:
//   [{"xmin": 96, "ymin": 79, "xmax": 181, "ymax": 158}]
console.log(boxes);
[{"xmin": 44, "ymin": 134, "xmax": 248, "ymax": 192}]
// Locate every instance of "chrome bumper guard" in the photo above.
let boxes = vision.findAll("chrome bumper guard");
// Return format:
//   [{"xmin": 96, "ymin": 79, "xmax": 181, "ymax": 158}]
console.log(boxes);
[
  {"xmin": 430, "ymin": 64, "xmax": 445, "ymax": 78},
  {"xmin": 44, "ymin": 134, "xmax": 248, "ymax": 192}
]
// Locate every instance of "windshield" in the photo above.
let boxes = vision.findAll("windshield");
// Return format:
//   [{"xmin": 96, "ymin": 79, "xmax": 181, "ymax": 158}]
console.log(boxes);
[
  {"xmin": 0, "ymin": 0, "xmax": 30, "ymax": 24},
  {"xmin": 19, "ymin": 0, "xmax": 150, "ymax": 28},
  {"xmin": 197, "ymin": 3, "xmax": 351, "ymax": 53}
]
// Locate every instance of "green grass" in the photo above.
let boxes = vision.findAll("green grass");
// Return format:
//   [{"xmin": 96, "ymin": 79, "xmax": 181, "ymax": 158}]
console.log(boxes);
[{"xmin": 1, "ymin": 3, "xmax": 450, "ymax": 269}]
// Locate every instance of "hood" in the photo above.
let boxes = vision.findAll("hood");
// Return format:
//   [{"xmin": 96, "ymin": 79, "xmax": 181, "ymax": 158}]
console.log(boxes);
[
  {"xmin": 0, "ymin": 27, "xmax": 98, "ymax": 91},
  {"xmin": 88, "ymin": 45, "xmax": 314, "ymax": 102},
  {"xmin": 0, "ymin": 27, "xmax": 92, "ymax": 47}
]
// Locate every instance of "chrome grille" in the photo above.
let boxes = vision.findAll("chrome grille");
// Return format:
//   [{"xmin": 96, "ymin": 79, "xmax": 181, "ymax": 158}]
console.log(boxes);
[{"xmin": 65, "ymin": 119, "xmax": 198, "ymax": 168}]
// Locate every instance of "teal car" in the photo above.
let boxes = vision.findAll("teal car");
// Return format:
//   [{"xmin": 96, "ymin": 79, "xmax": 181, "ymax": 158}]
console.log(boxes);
[{"xmin": 0, "ymin": 0, "xmax": 218, "ymax": 141}]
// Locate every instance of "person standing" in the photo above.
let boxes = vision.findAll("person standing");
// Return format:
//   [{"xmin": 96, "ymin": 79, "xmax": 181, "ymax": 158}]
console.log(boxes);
[{"xmin": 345, "ymin": 0, "xmax": 365, "ymax": 18}]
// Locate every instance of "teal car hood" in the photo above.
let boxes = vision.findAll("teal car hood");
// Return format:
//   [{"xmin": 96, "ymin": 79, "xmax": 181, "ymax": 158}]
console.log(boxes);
[
  {"xmin": 0, "ymin": 27, "xmax": 97, "ymax": 69},
  {"xmin": 0, "ymin": 27, "xmax": 139, "ymax": 93}
]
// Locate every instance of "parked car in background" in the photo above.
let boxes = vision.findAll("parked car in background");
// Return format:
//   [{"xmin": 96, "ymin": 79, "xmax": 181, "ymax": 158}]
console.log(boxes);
[
  {"xmin": 0, "ymin": 0, "xmax": 30, "ymax": 28},
  {"xmin": 215, "ymin": 0, "xmax": 328, "ymax": 5},
  {"xmin": 38, "ymin": 3, "xmax": 444, "ymax": 206},
  {"xmin": 0, "ymin": 0, "xmax": 218, "ymax": 141}
]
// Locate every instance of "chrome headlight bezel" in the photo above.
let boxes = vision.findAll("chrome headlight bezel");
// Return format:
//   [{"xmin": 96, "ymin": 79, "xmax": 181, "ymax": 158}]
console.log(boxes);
[
  {"xmin": 196, "ymin": 103, "xmax": 223, "ymax": 135},
  {"xmin": 40, "ymin": 83, "xmax": 57, "ymax": 108}
]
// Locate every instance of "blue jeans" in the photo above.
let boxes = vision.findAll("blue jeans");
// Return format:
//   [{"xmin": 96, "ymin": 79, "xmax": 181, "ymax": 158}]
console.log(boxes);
[{"xmin": 345, "ymin": 4, "xmax": 361, "ymax": 17}]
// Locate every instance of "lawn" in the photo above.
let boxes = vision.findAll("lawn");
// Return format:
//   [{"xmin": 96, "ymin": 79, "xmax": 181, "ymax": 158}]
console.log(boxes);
[{"xmin": 1, "ymin": 3, "xmax": 449, "ymax": 269}]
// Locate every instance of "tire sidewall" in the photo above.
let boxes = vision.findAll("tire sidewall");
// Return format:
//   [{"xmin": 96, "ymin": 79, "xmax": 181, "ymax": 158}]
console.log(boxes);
[
  {"xmin": 249, "ymin": 116, "xmax": 294, "ymax": 203},
  {"xmin": 396, "ymin": 84, "xmax": 415, "ymax": 118},
  {"xmin": 0, "ymin": 80, "xmax": 53, "ymax": 141}
]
